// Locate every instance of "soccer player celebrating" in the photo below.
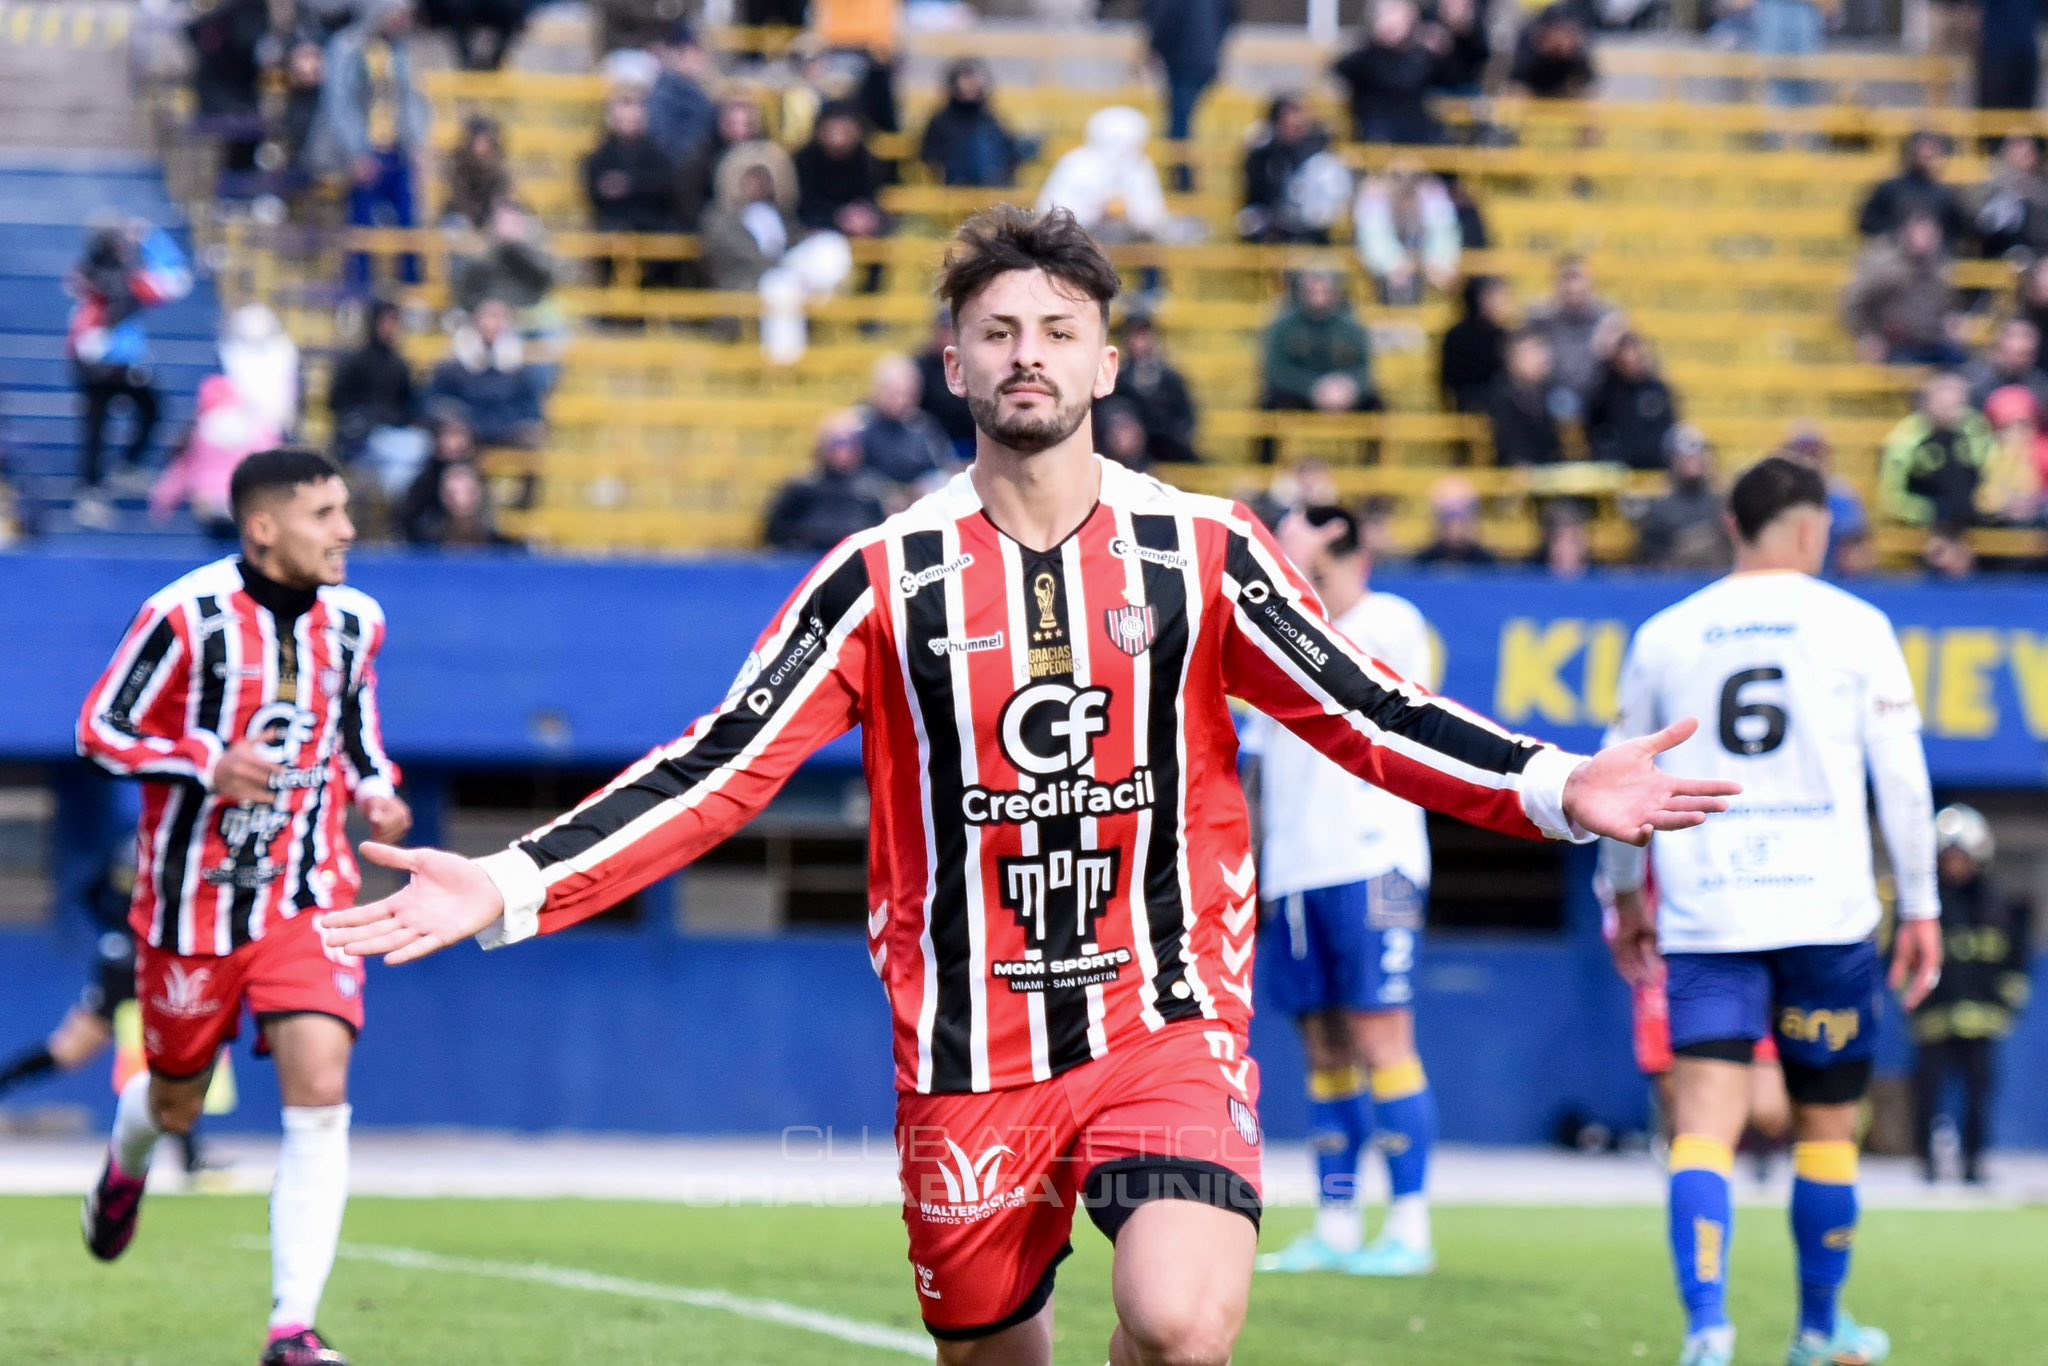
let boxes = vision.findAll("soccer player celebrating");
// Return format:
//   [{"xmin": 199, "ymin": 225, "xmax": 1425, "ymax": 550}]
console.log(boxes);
[
  {"xmin": 1602, "ymin": 456, "xmax": 1942, "ymax": 1366},
  {"xmin": 323, "ymin": 207, "xmax": 1734, "ymax": 1366},
  {"xmin": 1244, "ymin": 504, "xmax": 1441, "ymax": 1277},
  {"xmin": 76, "ymin": 449, "xmax": 408, "ymax": 1366}
]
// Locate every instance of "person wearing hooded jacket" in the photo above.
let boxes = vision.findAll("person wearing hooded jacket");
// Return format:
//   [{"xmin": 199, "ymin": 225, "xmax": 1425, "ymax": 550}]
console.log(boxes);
[
  {"xmin": 917, "ymin": 60, "xmax": 1026, "ymax": 188},
  {"xmin": 68, "ymin": 220, "xmax": 192, "ymax": 496},
  {"xmin": 1036, "ymin": 106, "xmax": 1173, "ymax": 244},
  {"xmin": 701, "ymin": 147, "xmax": 851, "ymax": 363}
]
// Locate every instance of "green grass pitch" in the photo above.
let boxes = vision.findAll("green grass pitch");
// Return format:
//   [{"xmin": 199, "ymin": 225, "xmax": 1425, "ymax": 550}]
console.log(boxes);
[{"xmin": 4, "ymin": 1195, "xmax": 2042, "ymax": 1363}]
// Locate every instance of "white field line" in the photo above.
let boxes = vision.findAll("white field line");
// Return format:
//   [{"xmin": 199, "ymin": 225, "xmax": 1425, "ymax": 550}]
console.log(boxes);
[{"xmin": 230, "ymin": 1237, "xmax": 935, "ymax": 1360}]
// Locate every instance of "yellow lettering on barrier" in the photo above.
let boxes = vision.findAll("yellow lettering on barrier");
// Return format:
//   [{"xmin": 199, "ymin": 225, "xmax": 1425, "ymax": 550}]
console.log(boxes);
[
  {"xmin": 1899, "ymin": 628, "xmax": 1932, "ymax": 716},
  {"xmin": 2010, "ymin": 632, "xmax": 2048, "ymax": 738},
  {"xmin": 1495, "ymin": 619, "xmax": 1583, "ymax": 726},
  {"xmin": 1582, "ymin": 622, "xmax": 1628, "ymax": 727},
  {"xmin": 1934, "ymin": 630, "xmax": 2003, "ymax": 740}
]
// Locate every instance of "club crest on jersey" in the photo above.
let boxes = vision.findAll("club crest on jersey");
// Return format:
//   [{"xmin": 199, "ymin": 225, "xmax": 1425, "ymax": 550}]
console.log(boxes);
[
  {"xmin": 1229, "ymin": 1097, "xmax": 1262, "ymax": 1148},
  {"xmin": 1103, "ymin": 605, "xmax": 1157, "ymax": 657}
]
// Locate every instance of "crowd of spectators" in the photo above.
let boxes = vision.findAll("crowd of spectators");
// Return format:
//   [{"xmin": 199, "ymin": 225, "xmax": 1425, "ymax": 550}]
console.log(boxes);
[{"xmin": 78, "ymin": 0, "xmax": 2031, "ymax": 574}]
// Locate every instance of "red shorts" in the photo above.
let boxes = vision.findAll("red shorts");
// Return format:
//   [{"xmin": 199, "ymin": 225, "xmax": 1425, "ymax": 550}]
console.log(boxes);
[
  {"xmin": 1633, "ymin": 978, "xmax": 1776, "ymax": 1076},
  {"xmin": 897, "ymin": 1020, "xmax": 1264, "ymax": 1340},
  {"xmin": 135, "ymin": 907, "xmax": 365, "ymax": 1079}
]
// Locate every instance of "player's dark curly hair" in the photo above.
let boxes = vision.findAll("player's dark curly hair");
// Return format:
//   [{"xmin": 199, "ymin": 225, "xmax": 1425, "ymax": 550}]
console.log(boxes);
[
  {"xmin": 935, "ymin": 205, "xmax": 1121, "ymax": 327},
  {"xmin": 1728, "ymin": 455, "xmax": 1827, "ymax": 542}
]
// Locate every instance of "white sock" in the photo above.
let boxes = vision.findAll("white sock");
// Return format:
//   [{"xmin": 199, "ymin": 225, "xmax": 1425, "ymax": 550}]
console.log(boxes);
[
  {"xmin": 1382, "ymin": 1193, "xmax": 1431, "ymax": 1251},
  {"xmin": 270, "ymin": 1104, "xmax": 351, "ymax": 1331},
  {"xmin": 1316, "ymin": 1202, "xmax": 1365, "ymax": 1254},
  {"xmin": 112, "ymin": 1071, "xmax": 163, "ymax": 1178}
]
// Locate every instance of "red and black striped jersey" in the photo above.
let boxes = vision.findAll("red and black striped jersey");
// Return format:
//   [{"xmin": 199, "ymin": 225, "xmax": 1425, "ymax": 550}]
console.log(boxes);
[
  {"xmin": 478, "ymin": 460, "xmax": 1587, "ymax": 1094},
  {"xmin": 78, "ymin": 557, "xmax": 398, "ymax": 956}
]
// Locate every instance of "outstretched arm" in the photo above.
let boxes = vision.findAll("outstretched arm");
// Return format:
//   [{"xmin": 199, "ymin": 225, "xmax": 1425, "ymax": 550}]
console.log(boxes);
[
  {"xmin": 1220, "ymin": 509, "xmax": 1736, "ymax": 845},
  {"xmin": 322, "ymin": 543, "xmax": 879, "ymax": 963}
]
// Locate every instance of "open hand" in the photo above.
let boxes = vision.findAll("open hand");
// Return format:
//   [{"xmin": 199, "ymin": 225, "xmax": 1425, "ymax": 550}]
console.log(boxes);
[
  {"xmin": 1563, "ymin": 718, "xmax": 1740, "ymax": 845},
  {"xmin": 319, "ymin": 842, "xmax": 505, "ymax": 965}
]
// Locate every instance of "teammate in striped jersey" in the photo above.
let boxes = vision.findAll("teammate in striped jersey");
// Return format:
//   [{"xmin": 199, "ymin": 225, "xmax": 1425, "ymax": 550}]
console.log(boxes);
[
  {"xmin": 323, "ymin": 207, "xmax": 1737, "ymax": 1366},
  {"xmin": 76, "ymin": 450, "xmax": 409, "ymax": 1366}
]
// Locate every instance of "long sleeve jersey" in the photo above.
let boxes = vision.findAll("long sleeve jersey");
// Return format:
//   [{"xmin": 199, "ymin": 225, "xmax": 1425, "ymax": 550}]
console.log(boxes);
[{"xmin": 477, "ymin": 460, "xmax": 1588, "ymax": 1093}]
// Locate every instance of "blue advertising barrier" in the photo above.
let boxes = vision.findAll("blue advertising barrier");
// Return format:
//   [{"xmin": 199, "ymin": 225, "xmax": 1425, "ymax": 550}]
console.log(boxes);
[{"xmin": 3, "ymin": 551, "xmax": 2044, "ymax": 1143}]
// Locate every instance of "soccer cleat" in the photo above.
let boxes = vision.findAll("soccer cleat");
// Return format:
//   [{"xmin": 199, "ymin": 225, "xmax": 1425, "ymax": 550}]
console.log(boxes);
[
  {"xmin": 260, "ymin": 1328, "xmax": 350, "ymax": 1365},
  {"xmin": 1680, "ymin": 1326, "xmax": 1736, "ymax": 1366},
  {"xmin": 1344, "ymin": 1237, "xmax": 1436, "ymax": 1277},
  {"xmin": 1786, "ymin": 1316, "xmax": 1891, "ymax": 1366},
  {"xmin": 1255, "ymin": 1232, "xmax": 1355, "ymax": 1273},
  {"xmin": 81, "ymin": 1151, "xmax": 146, "ymax": 1261}
]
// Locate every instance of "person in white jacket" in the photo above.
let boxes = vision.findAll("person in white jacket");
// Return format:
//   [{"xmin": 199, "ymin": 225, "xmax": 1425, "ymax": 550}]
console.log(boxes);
[
  {"xmin": 1036, "ymin": 106, "xmax": 1172, "ymax": 244},
  {"xmin": 1355, "ymin": 166, "xmax": 1462, "ymax": 306}
]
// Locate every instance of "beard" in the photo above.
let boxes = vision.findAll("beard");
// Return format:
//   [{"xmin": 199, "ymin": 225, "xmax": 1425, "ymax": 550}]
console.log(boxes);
[{"xmin": 968, "ymin": 375, "xmax": 1091, "ymax": 454}]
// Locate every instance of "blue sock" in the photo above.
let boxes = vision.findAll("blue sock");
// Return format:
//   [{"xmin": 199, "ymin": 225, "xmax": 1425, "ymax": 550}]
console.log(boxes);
[
  {"xmin": 1669, "ymin": 1135, "xmax": 1734, "ymax": 1336},
  {"xmin": 1306, "ymin": 1066, "xmax": 1371, "ymax": 1209},
  {"xmin": 1370, "ymin": 1058, "xmax": 1436, "ymax": 1202},
  {"xmin": 1791, "ymin": 1142, "xmax": 1860, "ymax": 1340}
]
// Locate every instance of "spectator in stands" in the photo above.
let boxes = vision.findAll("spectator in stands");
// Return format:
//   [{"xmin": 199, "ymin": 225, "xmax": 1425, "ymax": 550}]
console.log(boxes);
[
  {"xmin": 647, "ymin": 22, "xmax": 717, "ymax": 169},
  {"xmin": 1426, "ymin": 0, "xmax": 1492, "ymax": 96},
  {"xmin": 1239, "ymin": 96, "xmax": 1341, "ymax": 246},
  {"xmin": 583, "ymin": 90, "xmax": 683, "ymax": 286},
  {"xmin": 148, "ymin": 374, "xmax": 281, "ymax": 535},
  {"xmin": 305, "ymin": 0, "xmax": 432, "ymax": 283},
  {"xmin": 274, "ymin": 38, "xmax": 327, "ymax": 192},
  {"xmin": 765, "ymin": 410, "xmax": 890, "ymax": 551},
  {"xmin": 1509, "ymin": 5, "xmax": 1596, "ymax": 99},
  {"xmin": 1781, "ymin": 426, "xmax": 1875, "ymax": 576},
  {"xmin": 1880, "ymin": 371, "xmax": 2001, "ymax": 529},
  {"xmin": 1143, "ymin": 0, "xmax": 1235, "ymax": 190},
  {"xmin": 678, "ymin": 100, "xmax": 787, "ymax": 232},
  {"xmin": 185, "ymin": 0, "xmax": 270, "ymax": 188},
  {"xmin": 1036, "ymin": 107, "xmax": 1173, "ymax": 245},
  {"xmin": 1534, "ymin": 501, "xmax": 1593, "ymax": 579},
  {"xmin": 1969, "ymin": 135, "xmax": 2048, "ymax": 263},
  {"xmin": 794, "ymin": 102, "xmax": 891, "ymax": 247},
  {"xmin": 427, "ymin": 298, "xmax": 545, "ymax": 450},
  {"xmin": 218, "ymin": 303, "xmax": 300, "ymax": 434},
  {"xmin": 1857, "ymin": 131, "xmax": 1966, "ymax": 247},
  {"xmin": 1633, "ymin": 426, "xmax": 1732, "ymax": 569},
  {"xmin": 402, "ymin": 458, "xmax": 517, "ymax": 547},
  {"xmin": 1440, "ymin": 275, "xmax": 1513, "ymax": 413},
  {"xmin": 919, "ymin": 60, "xmax": 1028, "ymax": 189},
  {"xmin": 443, "ymin": 115, "xmax": 512, "ymax": 230},
  {"xmin": 1097, "ymin": 396, "xmax": 1156, "ymax": 474},
  {"xmin": 1964, "ymin": 319, "xmax": 2048, "ymax": 410},
  {"xmin": 702, "ymin": 152, "xmax": 852, "ymax": 364},
  {"xmin": 1259, "ymin": 270, "xmax": 1379, "ymax": 422},
  {"xmin": 776, "ymin": 38, "xmax": 840, "ymax": 148},
  {"xmin": 1334, "ymin": 0, "xmax": 1444, "ymax": 145},
  {"xmin": 913, "ymin": 309, "xmax": 976, "ymax": 459},
  {"xmin": 2015, "ymin": 257, "xmax": 2048, "ymax": 340},
  {"xmin": 417, "ymin": 0, "xmax": 526, "ymax": 71},
  {"xmin": 1526, "ymin": 254, "xmax": 1618, "ymax": 407},
  {"xmin": 1843, "ymin": 210, "xmax": 1966, "ymax": 366},
  {"xmin": 1414, "ymin": 475, "xmax": 1497, "ymax": 566},
  {"xmin": 1743, "ymin": 0, "xmax": 1828, "ymax": 107},
  {"xmin": 1585, "ymin": 328, "xmax": 1679, "ymax": 469},
  {"xmin": 453, "ymin": 201, "xmax": 566, "ymax": 380},
  {"xmin": 330, "ymin": 298, "xmax": 428, "ymax": 493},
  {"xmin": 1486, "ymin": 329, "xmax": 1566, "ymax": 466},
  {"xmin": 68, "ymin": 218, "xmax": 191, "ymax": 500},
  {"xmin": 1977, "ymin": 0, "xmax": 2041, "ymax": 111},
  {"xmin": 858, "ymin": 355, "xmax": 954, "ymax": 491},
  {"xmin": 1355, "ymin": 165, "xmax": 1462, "ymax": 305},
  {"xmin": 1981, "ymin": 385, "xmax": 2048, "ymax": 524},
  {"xmin": 815, "ymin": 0, "xmax": 901, "ymax": 134},
  {"xmin": 1112, "ymin": 312, "xmax": 1199, "ymax": 464}
]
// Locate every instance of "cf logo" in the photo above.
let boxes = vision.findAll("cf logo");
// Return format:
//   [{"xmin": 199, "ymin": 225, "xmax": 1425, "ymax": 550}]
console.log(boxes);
[
  {"xmin": 1000, "ymin": 683, "xmax": 1110, "ymax": 777},
  {"xmin": 247, "ymin": 702, "xmax": 316, "ymax": 764}
]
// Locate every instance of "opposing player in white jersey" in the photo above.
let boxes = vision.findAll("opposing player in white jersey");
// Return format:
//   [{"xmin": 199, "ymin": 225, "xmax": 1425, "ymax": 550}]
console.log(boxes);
[
  {"xmin": 1602, "ymin": 457, "xmax": 1942, "ymax": 1366},
  {"xmin": 1245, "ymin": 505, "xmax": 1439, "ymax": 1277}
]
